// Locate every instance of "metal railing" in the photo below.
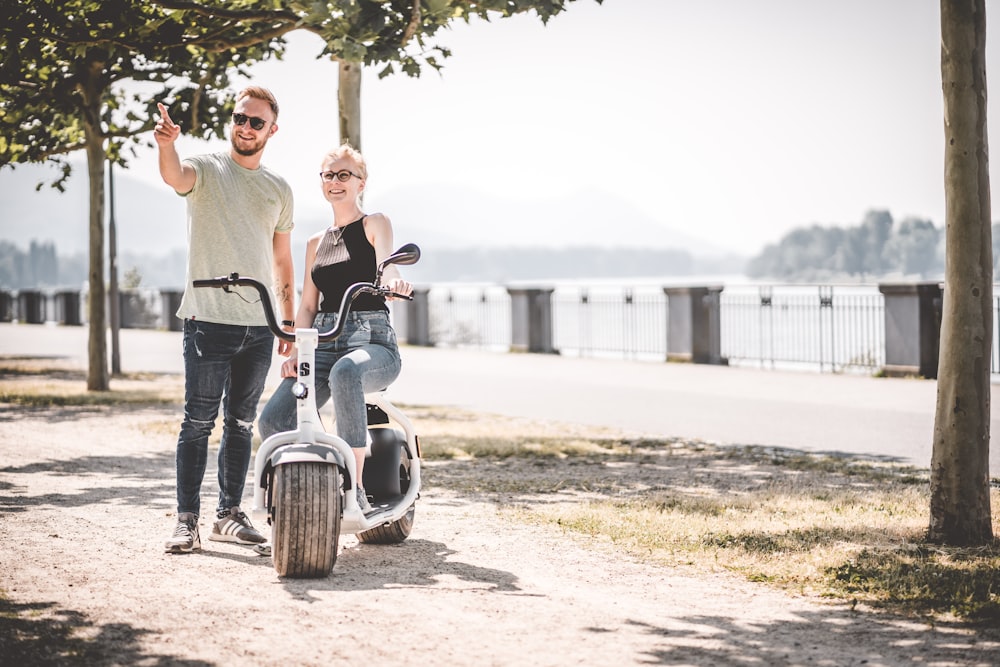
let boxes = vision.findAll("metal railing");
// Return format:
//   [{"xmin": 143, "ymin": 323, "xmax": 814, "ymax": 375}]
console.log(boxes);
[
  {"xmin": 423, "ymin": 282, "xmax": 888, "ymax": 374},
  {"xmin": 426, "ymin": 285, "xmax": 511, "ymax": 351},
  {"xmin": 720, "ymin": 285, "xmax": 884, "ymax": 373},
  {"xmin": 11, "ymin": 283, "xmax": 999, "ymax": 376},
  {"xmin": 553, "ymin": 286, "xmax": 666, "ymax": 361}
]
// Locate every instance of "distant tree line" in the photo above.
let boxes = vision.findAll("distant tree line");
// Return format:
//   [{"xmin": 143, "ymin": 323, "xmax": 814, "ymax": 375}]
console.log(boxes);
[
  {"xmin": 0, "ymin": 240, "xmax": 86, "ymax": 289},
  {"xmin": 0, "ymin": 241, "xmax": 187, "ymax": 290},
  {"xmin": 1, "ymin": 242, "xmax": 749, "ymax": 289},
  {"xmin": 745, "ymin": 210, "xmax": 950, "ymax": 282}
]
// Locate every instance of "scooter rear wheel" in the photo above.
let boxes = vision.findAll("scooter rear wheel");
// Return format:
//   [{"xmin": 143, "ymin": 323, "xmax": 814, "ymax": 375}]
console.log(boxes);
[
  {"xmin": 357, "ymin": 504, "xmax": 415, "ymax": 544},
  {"xmin": 358, "ymin": 442, "xmax": 415, "ymax": 545},
  {"xmin": 272, "ymin": 462, "xmax": 342, "ymax": 577}
]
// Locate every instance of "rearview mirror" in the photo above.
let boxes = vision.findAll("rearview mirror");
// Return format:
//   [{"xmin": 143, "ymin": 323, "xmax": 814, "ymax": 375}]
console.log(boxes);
[{"xmin": 382, "ymin": 243, "xmax": 421, "ymax": 268}]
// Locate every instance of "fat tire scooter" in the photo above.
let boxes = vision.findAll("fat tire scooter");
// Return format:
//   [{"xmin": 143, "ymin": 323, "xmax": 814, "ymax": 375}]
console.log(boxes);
[{"xmin": 193, "ymin": 243, "xmax": 422, "ymax": 578}]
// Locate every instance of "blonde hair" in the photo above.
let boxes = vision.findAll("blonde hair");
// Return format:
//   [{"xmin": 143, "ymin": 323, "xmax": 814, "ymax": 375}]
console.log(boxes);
[
  {"xmin": 235, "ymin": 86, "xmax": 279, "ymax": 120},
  {"xmin": 323, "ymin": 143, "xmax": 367, "ymax": 180}
]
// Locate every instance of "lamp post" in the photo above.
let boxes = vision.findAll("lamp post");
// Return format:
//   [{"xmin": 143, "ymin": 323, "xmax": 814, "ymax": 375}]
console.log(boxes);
[{"xmin": 108, "ymin": 158, "xmax": 120, "ymax": 376}]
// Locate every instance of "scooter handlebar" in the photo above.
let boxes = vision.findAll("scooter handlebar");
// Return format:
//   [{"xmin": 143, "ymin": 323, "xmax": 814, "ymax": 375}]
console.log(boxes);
[
  {"xmin": 192, "ymin": 272, "xmax": 294, "ymax": 342},
  {"xmin": 192, "ymin": 243, "xmax": 420, "ymax": 343}
]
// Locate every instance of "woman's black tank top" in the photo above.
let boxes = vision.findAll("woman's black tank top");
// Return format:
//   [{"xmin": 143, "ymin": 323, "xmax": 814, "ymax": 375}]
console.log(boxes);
[{"xmin": 311, "ymin": 217, "xmax": 387, "ymax": 313}]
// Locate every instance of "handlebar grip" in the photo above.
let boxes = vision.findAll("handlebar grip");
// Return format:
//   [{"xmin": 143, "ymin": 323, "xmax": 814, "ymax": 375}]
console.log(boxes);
[
  {"xmin": 387, "ymin": 292, "xmax": 414, "ymax": 301},
  {"xmin": 193, "ymin": 273, "xmax": 240, "ymax": 288}
]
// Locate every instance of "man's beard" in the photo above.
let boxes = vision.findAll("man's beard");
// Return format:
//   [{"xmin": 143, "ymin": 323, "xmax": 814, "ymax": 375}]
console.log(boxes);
[{"xmin": 231, "ymin": 133, "xmax": 265, "ymax": 157}]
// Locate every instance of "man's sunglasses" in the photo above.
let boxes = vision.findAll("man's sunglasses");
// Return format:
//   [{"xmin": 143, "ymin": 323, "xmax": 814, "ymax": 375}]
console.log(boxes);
[
  {"xmin": 320, "ymin": 170, "xmax": 362, "ymax": 182},
  {"xmin": 232, "ymin": 113, "xmax": 268, "ymax": 130}
]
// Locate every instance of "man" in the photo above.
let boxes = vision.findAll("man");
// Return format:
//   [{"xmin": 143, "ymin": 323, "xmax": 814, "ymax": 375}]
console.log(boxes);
[{"xmin": 155, "ymin": 86, "xmax": 295, "ymax": 553}]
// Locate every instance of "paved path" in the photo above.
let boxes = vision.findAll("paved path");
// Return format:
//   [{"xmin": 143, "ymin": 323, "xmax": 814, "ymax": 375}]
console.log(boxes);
[{"xmin": 2, "ymin": 322, "xmax": 998, "ymax": 476}]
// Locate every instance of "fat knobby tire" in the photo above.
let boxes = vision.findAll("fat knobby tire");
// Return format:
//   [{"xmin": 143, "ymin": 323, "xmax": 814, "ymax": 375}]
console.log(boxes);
[
  {"xmin": 272, "ymin": 462, "xmax": 341, "ymax": 577},
  {"xmin": 357, "ymin": 504, "xmax": 415, "ymax": 544}
]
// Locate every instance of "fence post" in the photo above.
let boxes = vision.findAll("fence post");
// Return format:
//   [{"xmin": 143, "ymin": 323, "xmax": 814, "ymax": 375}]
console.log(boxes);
[
  {"xmin": 16, "ymin": 290, "xmax": 46, "ymax": 324},
  {"xmin": 507, "ymin": 287, "xmax": 556, "ymax": 353},
  {"xmin": 663, "ymin": 285, "xmax": 726, "ymax": 364},
  {"xmin": 56, "ymin": 290, "xmax": 83, "ymax": 326},
  {"xmin": 0, "ymin": 290, "xmax": 12, "ymax": 322},
  {"xmin": 396, "ymin": 287, "xmax": 433, "ymax": 346},
  {"xmin": 878, "ymin": 282, "xmax": 943, "ymax": 379},
  {"xmin": 160, "ymin": 289, "xmax": 184, "ymax": 332}
]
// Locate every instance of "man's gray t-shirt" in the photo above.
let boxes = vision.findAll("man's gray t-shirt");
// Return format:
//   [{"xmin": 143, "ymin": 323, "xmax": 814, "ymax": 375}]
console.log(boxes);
[{"xmin": 175, "ymin": 152, "xmax": 294, "ymax": 326}]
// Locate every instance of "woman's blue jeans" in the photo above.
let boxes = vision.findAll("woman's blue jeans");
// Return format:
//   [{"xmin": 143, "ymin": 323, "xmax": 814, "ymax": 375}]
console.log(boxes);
[
  {"xmin": 259, "ymin": 310, "xmax": 401, "ymax": 451},
  {"xmin": 176, "ymin": 319, "xmax": 274, "ymax": 517}
]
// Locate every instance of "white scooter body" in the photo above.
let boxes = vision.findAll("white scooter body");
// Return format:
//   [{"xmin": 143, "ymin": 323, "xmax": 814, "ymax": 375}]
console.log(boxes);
[
  {"xmin": 251, "ymin": 328, "xmax": 421, "ymax": 534},
  {"xmin": 194, "ymin": 242, "xmax": 422, "ymax": 576}
]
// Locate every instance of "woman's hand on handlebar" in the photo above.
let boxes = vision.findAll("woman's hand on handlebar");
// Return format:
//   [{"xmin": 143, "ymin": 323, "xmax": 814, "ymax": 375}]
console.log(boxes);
[
  {"xmin": 280, "ymin": 354, "xmax": 298, "ymax": 379},
  {"xmin": 277, "ymin": 323, "xmax": 295, "ymax": 356},
  {"xmin": 383, "ymin": 278, "xmax": 413, "ymax": 300}
]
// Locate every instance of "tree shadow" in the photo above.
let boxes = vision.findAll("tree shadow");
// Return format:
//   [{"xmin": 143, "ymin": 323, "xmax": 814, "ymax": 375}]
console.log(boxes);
[
  {"xmin": 0, "ymin": 598, "xmax": 215, "ymax": 667},
  {"xmin": 0, "ymin": 452, "xmax": 176, "ymax": 513},
  {"xmin": 612, "ymin": 611, "xmax": 1000, "ymax": 665}
]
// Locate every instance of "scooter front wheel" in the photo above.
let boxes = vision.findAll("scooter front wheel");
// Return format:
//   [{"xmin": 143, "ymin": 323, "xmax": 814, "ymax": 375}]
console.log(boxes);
[{"xmin": 271, "ymin": 461, "xmax": 342, "ymax": 577}]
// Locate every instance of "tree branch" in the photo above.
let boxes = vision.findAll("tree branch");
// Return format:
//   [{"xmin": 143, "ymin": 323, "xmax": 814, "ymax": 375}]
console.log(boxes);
[
  {"xmin": 149, "ymin": 0, "xmax": 300, "ymax": 23},
  {"xmin": 401, "ymin": 1, "xmax": 422, "ymax": 46}
]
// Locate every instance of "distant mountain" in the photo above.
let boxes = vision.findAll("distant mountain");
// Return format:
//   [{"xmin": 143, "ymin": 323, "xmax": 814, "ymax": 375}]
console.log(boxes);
[
  {"xmin": 3, "ymin": 162, "xmax": 732, "ymax": 254},
  {"xmin": 367, "ymin": 183, "xmax": 733, "ymax": 257},
  {"xmin": 1, "ymin": 162, "xmax": 747, "ymax": 286},
  {"xmin": 2, "ymin": 162, "xmax": 187, "ymax": 256}
]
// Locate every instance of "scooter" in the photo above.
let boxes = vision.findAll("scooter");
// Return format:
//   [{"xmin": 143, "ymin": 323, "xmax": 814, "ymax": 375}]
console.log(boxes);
[{"xmin": 193, "ymin": 243, "xmax": 422, "ymax": 578}]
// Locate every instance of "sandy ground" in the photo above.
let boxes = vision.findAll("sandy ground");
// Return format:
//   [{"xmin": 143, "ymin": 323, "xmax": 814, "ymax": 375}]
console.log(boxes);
[{"xmin": 1, "ymin": 385, "xmax": 999, "ymax": 665}]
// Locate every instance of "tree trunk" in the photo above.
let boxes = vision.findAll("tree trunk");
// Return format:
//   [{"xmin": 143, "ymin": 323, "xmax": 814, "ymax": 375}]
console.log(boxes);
[
  {"xmin": 930, "ymin": 0, "xmax": 993, "ymax": 545},
  {"xmin": 80, "ymin": 66, "xmax": 109, "ymax": 391},
  {"xmin": 338, "ymin": 59, "xmax": 362, "ymax": 151}
]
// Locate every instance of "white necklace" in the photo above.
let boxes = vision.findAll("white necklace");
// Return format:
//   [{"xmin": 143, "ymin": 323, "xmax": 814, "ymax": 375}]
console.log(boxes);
[
  {"xmin": 332, "ymin": 213, "xmax": 363, "ymax": 245},
  {"xmin": 330, "ymin": 225, "xmax": 345, "ymax": 246}
]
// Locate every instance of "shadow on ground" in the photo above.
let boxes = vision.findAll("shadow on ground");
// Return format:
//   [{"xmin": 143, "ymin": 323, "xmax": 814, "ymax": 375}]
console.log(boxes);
[{"xmin": 0, "ymin": 598, "xmax": 214, "ymax": 667}]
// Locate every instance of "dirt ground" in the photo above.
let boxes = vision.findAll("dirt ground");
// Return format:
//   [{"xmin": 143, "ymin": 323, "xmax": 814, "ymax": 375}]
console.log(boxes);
[{"xmin": 2, "ymin": 377, "xmax": 999, "ymax": 666}]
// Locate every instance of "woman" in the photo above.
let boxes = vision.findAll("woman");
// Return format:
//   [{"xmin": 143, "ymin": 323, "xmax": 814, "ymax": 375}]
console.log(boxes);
[{"xmin": 258, "ymin": 144, "xmax": 412, "ymax": 512}]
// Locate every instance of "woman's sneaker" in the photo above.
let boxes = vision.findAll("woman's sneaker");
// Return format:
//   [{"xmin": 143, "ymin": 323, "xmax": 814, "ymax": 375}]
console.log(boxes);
[
  {"xmin": 209, "ymin": 507, "xmax": 266, "ymax": 544},
  {"xmin": 356, "ymin": 486, "xmax": 373, "ymax": 513},
  {"xmin": 164, "ymin": 513, "xmax": 201, "ymax": 553}
]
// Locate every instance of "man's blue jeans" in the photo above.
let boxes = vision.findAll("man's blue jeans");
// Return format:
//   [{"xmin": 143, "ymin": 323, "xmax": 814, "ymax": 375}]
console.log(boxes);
[
  {"xmin": 176, "ymin": 319, "xmax": 274, "ymax": 517},
  {"xmin": 258, "ymin": 310, "xmax": 401, "ymax": 449}
]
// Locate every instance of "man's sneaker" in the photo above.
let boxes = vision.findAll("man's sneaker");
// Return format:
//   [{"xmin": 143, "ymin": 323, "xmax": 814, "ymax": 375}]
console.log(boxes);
[
  {"xmin": 209, "ymin": 507, "xmax": 266, "ymax": 545},
  {"xmin": 165, "ymin": 513, "xmax": 201, "ymax": 553},
  {"xmin": 356, "ymin": 486, "xmax": 373, "ymax": 513}
]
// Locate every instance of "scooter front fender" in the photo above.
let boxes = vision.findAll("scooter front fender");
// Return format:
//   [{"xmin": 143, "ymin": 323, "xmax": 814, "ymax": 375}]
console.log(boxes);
[
  {"xmin": 251, "ymin": 431, "xmax": 349, "ymax": 522},
  {"xmin": 270, "ymin": 443, "xmax": 346, "ymax": 468}
]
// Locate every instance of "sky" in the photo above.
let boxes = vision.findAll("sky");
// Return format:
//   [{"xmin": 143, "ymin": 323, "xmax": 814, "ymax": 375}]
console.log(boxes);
[{"xmin": 5, "ymin": 0, "xmax": 999, "ymax": 258}]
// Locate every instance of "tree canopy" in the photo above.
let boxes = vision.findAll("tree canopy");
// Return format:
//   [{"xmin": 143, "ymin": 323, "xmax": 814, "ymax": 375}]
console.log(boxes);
[
  {"xmin": 1, "ymin": 0, "xmax": 598, "ymax": 389},
  {"xmin": 2, "ymin": 0, "xmax": 596, "ymax": 176},
  {"xmin": 3, "ymin": 1, "xmax": 288, "ymax": 164}
]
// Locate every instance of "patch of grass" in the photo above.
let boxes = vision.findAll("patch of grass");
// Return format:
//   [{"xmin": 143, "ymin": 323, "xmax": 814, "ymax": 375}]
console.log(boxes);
[
  {"xmin": 415, "ymin": 406, "xmax": 1000, "ymax": 623},
  {"xmin": 828, "ymin": 545, "xmax": 1000, "ymax": 622},
  {"xmin": 421, "ymin": 433, "xmax": 630, "ymax": 460},
  {"xmin": 0, "ymin": 359, "xmax": 184, "ymax": 407},
  {"xmin": 516, "ymin": 486, "xmax": 1000, "ymax": 622},
  {"xmin": 0, "ymin": 390, "xmax": 179, "ymax": 407}
]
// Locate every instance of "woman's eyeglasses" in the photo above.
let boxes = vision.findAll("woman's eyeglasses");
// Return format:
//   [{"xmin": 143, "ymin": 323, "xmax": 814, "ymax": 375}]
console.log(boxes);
[
  {"xmin": 320, "ymin": 170, "xmax": 362, "ymax": 182},
  {"xmin": 232, "ymin": 113, "xmax": 267, "ymax": 130}
]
